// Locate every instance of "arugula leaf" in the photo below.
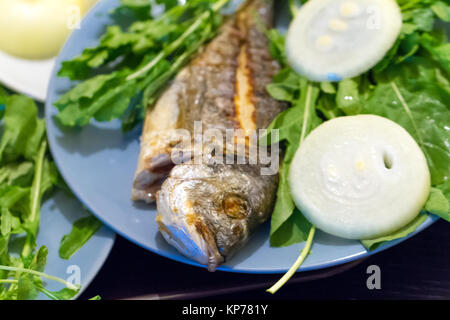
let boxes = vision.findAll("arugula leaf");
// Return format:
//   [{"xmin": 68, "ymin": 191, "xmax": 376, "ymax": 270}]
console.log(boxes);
[
  {"xmin": 0, "ymin": 162, "xmax": 34, "ymax": 187},
  {"xmin": 432, "ymin": 1, "xmax": 450, "ymax": 22},
  {"xmin": 37, "ymin": 285, "xmax": 79, "ymax": 301},
  {"xmin": 111, "ymin": 0, "xmax": 153, "ymax": 21},
  {"xmin": 361, "ymin": 61, "xmax": 450, "ymax": 186},
  {"xmin": 269, "ymin": 208, "xmax": 311, "ymax": 247},
  {"xmin": 0, "ymin": 185, "xmax": 29, "ymax": 210},
  {"xmin": 320, "ymin": 81, "xmax": 336, "ymax": 94},
  {"xmin": 0, "ymin": 95, "xmax": 45, "ymax": 164},
  {"xmin": 21, "ymin": 141, "xmax": 56, "ymax": 260},
  {"xmin": 0, "ymin": 94, "xmax": 93, "ymax": 300},
  {"xmin": 262, "ymin": 72, "xmax": 322, "ymax": 246},
  {"xmin": 361, "ymin": 213, "xmax": 429, "ymax": 251},
  {"xmin": 264, "ymin": 28, "xmax": 287, "ymax": 67},
  {"xmin": 28, "ymin": 246, "xmax": 48, "ymax": 272},
  {"xmin": 16, "ymin": 246, "xmax": 49, "ymax": 300},
  {"xmin": 0, "ymin": 185, "xmax": 28, "ymax": 237},
  {"xmin": 425, "ymin": 187, "xmax": 449, "ymax": 221},
  {"xmin": 55, "ymin": 70, "xmax": 142, "ymax": 127},
  {"xmin": 16, "ymin": 277, "xmax": 39, "ymax": 300},
  {"xmin": 266, "ymin": 68, "xmax": 299, "ymax": 102},
  {"xmin": 59, "ymin": 215, "xmax": 103, "ymax": 260},
  {"xmin": 421, "ymin": 34, "xmax": 450, "ymax": 74},
  {"xmin": 411, "ymin": 8, "xmax": 435, "ymax": 32},
  {"xmin": 111, "ymin": 0, "xmax": 180, "ymax": 22},
  {"xmin": 373, "ymin": 37, "xmax": 402, "ymax": 73},
  {"xmin": 374, "ymin": 1, "xmax": 449, "ymax": 73},
  {"xmin": 55, "ymin": 0, "xmax": 229, "ymax": 131},
  {"xmin": 263, "ymin": 1, "xmax": 450, "ymax": 251}
]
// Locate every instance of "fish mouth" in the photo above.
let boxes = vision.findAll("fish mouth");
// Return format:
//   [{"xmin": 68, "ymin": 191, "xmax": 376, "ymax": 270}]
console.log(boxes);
[{"xmin": 156, "ymin": 182, "xmax": 224, "ymax": 272}]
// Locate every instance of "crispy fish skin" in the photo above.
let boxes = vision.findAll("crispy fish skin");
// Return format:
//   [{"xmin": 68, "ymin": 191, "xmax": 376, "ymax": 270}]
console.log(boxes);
[
  {"xmin": 180, "ymin": 0, "xmax": 282, "ymax": 133},
  {"xmin": 155, "ymin": 0, "xmax": 284, "ymax": 271}
]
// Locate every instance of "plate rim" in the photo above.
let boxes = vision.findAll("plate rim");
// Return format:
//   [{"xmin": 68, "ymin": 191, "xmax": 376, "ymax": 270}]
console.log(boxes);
[{"xmin": 45, "ymin": 0, "xmax": 440, "ymax": 274}]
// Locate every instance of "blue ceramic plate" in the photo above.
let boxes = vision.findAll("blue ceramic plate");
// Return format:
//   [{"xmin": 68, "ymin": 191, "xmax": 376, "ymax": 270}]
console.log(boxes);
[
  {"xmin": 45, "ymin": 0, "xmax": 438, "ymax": 274},
  {"xmin": 35, "ymin": 190, "xmax": 115, "ymax": 299}
]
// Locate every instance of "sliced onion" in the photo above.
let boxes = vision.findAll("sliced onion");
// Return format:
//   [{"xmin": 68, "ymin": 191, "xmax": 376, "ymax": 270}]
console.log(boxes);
[
  {"xmin": 289, "ymin": 115, "xmax": 431, "ymax": 240},
  {"xmin": 286, "ymin": 0, "xmax": 402, "ymax": 81},
  {"xmin": 0, "ymin": 0, "xmax": 88, "ymax": 59}
]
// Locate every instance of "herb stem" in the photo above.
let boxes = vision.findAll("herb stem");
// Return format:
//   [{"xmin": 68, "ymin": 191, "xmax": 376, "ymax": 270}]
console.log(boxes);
[
  {"xmin": 30, "ymin": 140, "xmax": 46, "ymax": 223},
  {"xmin": 126, "ymin": 0, "xmax": 230, "ymax": 81},
  {"xmin": 0, "ymin": 266, "xmax": 79, "ymax": 291},
  {"xmin": 267, "ymin": 226, "xmax": 316, "ymax": 294},
  {"xmin": 0, "ymin": 279, "xmax": 18, "ymax": 285},
  {"xmin": 140, "ymin": 25, "xmax": 212, "ymax": 105},
  {"xmin": 299, "ymin": 83, "xmax": 314, "ymax": 144},
  {"xmin": 22, "ymin": 140, "xmax": 47, "ymax": 258}
]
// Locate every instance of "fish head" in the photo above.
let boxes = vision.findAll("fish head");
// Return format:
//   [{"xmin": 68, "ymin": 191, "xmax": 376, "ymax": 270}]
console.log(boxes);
[{"xmin": 156, "ymin": 162, "xmax": 276, "ymax": 271}]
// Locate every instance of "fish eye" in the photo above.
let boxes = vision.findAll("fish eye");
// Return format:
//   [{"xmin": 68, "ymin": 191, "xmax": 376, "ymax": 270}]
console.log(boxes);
[{"xmin": 222, "ymin": 194, "xmax": 248, "ymax": 219}]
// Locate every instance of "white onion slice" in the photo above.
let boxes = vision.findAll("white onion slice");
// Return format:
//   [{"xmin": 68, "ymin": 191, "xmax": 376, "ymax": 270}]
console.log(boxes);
[
  {"xmin": 286, "ymin": 0, "xmax": 402, "ymax": 81},
  {"xmin": 289, "ymin": 115, "xmax": 431, "ymax": 240},
  {"xmin": 0, "ymin": 0, "xmax": 88, "ymax": 59}
]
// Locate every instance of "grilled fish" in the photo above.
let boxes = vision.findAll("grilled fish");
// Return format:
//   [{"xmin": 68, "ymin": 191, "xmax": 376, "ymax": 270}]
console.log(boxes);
[{"xmin": 133, "ymin": 0, "xmax": 285, "ymax": 271}]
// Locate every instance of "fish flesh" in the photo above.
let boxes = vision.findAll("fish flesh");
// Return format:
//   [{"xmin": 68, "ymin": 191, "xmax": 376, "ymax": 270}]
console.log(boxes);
[{"xmin": 133, "ymin": 0, "xmax": 285, "ymax": 271}]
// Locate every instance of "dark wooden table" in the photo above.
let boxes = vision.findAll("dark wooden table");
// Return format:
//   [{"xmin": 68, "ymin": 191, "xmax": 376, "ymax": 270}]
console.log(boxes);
[{"xmin": 79, "ymin": 219, "xmax": 450, "ymax": 300}]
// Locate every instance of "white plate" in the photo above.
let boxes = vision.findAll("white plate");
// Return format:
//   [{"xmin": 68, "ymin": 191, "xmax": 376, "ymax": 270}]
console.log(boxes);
[{"xmin": 0, "ymin": 50, "xmax": 53, "ymax": 102}]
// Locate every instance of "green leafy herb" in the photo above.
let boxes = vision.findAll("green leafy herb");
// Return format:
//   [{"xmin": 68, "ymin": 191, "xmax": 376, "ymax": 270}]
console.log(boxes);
[
  {"xmin": 261, "ymin": 69, "xmax": 322, "ymax": 247},
  {"xmin": 361, "ymin": 213, "xmax": 429, "ymax": 251},
  {"xmin": 59, "ymin": 216, "xmax": 103, "ymax": 260},
  {"xmin": 36, "ymin": 285, "xmax": 80, "ymax": 301},
  {"xmin": 361, "ymin": 61, "xmax": 450, "ymax": 186},
  {"xmin": 262, "ymin": 4, "xmax": 450, "ymax": 294},
  {"xmin": 425, "ymin": 185, "xmax": 450, "ymax": 222},
  {"xmin": 0, "ymin": 95, "xmax": 100, "ymax": 300},
  {"xmin": 431, "ymin": 1, "xmax": 450, "ymax": 22},
  {"xmin": 0, "ymin": 95, "xmax": 45, "ymax": 164},
  {"xmin": 264, "ymin": 1, "xmax": 450, "ymax": 252},
  {"xmin": 55, "ymin": 0, "xmax": 231, "ymax": 131}
]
